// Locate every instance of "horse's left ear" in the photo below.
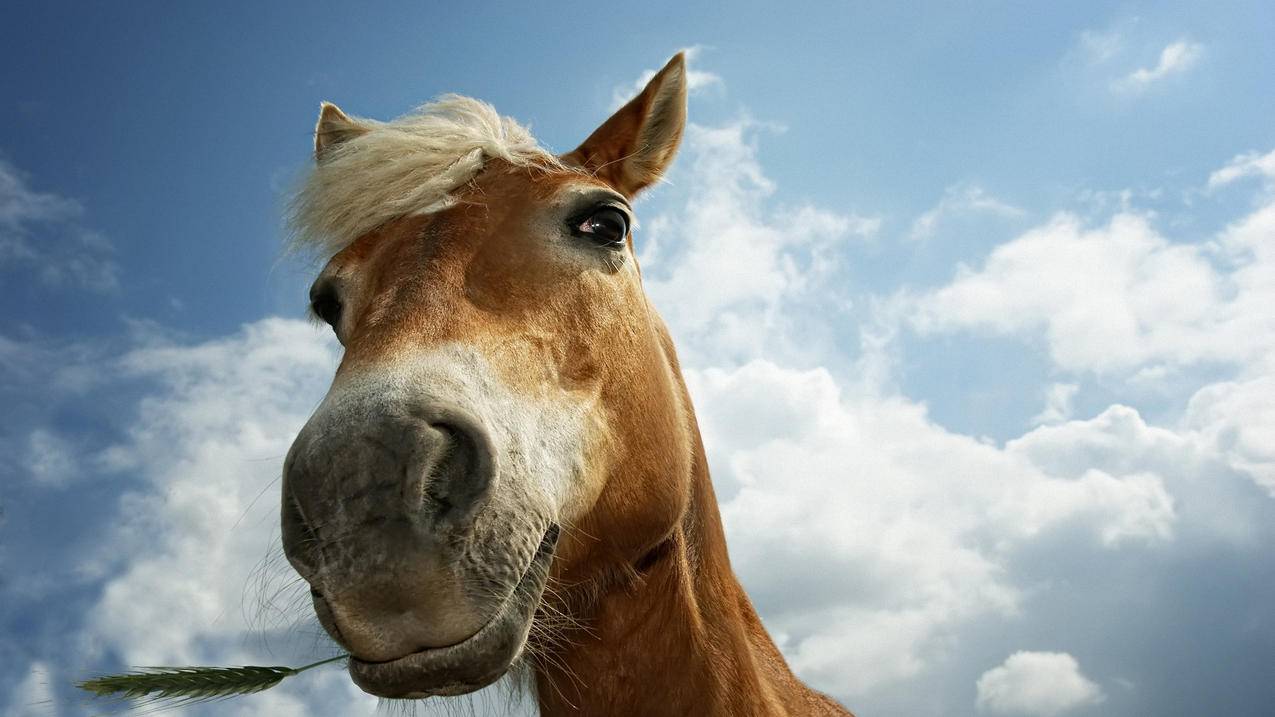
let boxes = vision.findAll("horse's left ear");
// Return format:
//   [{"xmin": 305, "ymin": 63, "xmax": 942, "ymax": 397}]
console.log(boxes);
[
  {"xmin": 563, "ymin": 53, "xmax": 688, "ymax": 198},
  {"xmin": 314, "ymin": 102, "xmax": 371, "ymax": 161}
]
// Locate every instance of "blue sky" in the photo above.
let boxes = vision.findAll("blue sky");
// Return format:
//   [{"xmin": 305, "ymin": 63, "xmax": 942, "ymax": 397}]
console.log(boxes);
[{"xmin": 3, "ymin": 2, "xmax": 1274, "ymax": 716}]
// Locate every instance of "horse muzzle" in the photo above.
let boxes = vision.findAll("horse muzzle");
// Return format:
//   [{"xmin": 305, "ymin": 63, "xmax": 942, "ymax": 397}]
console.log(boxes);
[{"xmin": 281, "ymin": 383, "xmax": 557, "ymax": 696}]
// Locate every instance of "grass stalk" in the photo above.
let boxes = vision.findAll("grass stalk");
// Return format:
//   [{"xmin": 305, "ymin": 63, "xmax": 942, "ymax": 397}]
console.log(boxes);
[{"xmin": 77, "ymin": 654, "xmax": 349, "ymax": 710}]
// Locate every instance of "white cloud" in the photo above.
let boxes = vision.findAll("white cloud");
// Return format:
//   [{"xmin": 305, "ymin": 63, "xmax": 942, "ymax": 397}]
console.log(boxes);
[
  {"xmin": 689, "ymin": 360, "xmax": 1178, "ymax": 696},
  {"xmin": 909, "ymin": 184, "xmax": 1024, "ymax": 241},
  {"xmin": 609, "ymin": 45, "xmax": 723, "ymax": 110},
  {"xmin": 1208, "ymin": 147, "xmax": 1275, "ymax": 189},
  {"xmin": 910, "ymin": 209, "xmax": 1274, "ymax": 375},
  {"xmin": 1008, "ymin": 403, "xmax": 1269, "ymax": 544},
  {"xmin": 1115, "ymin": 40, "xmax": 1203, "ymax": 91},
  {"xmin": 976, "ymin": 651, "xmax": 1105, "ymax": 716},
  {"xmin": 0, "ymin": 158, "xmax": 118, "ymax": 292},
  {"xmin": 907, "ymin": 157, "xmax": 1275, "ymax": 500}
]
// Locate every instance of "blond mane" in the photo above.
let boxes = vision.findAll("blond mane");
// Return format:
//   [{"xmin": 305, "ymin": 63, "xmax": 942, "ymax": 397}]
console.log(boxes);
[{"xmin": 288, "ymin": 94, "xmax": 567, "ymax": 258}]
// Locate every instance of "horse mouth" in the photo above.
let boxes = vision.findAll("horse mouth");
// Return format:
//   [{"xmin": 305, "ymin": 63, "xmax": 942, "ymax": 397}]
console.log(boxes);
[{"xmin": 345, "ymin": 524, "xmax": 559, "ymax": 698}]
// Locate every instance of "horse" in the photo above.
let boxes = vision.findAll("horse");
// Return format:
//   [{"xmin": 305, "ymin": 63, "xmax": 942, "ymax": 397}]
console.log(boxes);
[{"xmin": 281, "ymin": 53, "xmax": 853, "ymax": 716}]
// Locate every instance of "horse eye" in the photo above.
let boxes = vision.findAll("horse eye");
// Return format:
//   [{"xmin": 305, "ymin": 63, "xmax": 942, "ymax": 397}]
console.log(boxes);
[
  {"xmin": 309, "ymin": 282, "xmax": 343, "ymax": 328},
  {"xmin": 574, "ymin": 207, "xmax": 629, "ymax": 246}
]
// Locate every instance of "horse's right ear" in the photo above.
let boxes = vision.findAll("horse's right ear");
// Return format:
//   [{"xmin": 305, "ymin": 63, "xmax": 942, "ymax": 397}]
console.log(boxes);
[
  {"xmin": 314, "ymin": 102, "xmax": 370, "ymax": 160},
  {"xmin": 562, "ymin": 53, "xmax": 688, "ymax": 198}
]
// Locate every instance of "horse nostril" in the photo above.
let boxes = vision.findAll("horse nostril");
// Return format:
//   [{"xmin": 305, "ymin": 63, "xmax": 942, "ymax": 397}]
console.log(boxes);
[{"xmin": 419, "ymin": 416, "xmax": 495, "ymax": 525}]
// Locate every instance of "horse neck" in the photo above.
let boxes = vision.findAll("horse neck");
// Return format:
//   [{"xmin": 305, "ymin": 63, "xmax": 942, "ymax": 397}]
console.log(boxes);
[{"xmin": 533, "ymin": 405, "xmax": 849, "ymax": 716}]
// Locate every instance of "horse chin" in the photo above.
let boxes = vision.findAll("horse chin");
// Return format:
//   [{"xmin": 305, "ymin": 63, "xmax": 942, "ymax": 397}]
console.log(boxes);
[{"xmin": 346, "ymin": 524, "xmax": 558, "ymax": 699}]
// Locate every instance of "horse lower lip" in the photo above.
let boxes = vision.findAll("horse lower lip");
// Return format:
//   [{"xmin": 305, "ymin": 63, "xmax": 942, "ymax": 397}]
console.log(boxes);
[
  {"xmin": 346, "ymin": 524, "xmax": 559, "ymax": 698},
  {"xmin": 346, "ymin": 587, "xmax": 516, "ymax": 696}
]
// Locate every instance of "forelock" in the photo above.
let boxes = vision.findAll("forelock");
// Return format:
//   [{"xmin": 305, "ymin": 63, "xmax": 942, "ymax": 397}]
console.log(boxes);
[{"xmin": 288, "ymin": 94, "xmax": 569, "ymax": 259}]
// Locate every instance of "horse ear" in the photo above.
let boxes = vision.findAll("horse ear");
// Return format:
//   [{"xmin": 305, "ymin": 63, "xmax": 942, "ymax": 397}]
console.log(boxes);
[
  {"xmin": 314, "ymin": 102, "xmax": 370, "ymax": 160},
  {"xmin": 563, "ymin": 53, "xmax": 688, "ymax": 198}
]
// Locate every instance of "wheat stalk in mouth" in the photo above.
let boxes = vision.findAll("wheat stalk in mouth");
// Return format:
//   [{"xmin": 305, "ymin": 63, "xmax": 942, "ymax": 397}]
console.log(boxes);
[{"xmin": 77, "ymin": 654, "xmax": 348, "ymax": 709}]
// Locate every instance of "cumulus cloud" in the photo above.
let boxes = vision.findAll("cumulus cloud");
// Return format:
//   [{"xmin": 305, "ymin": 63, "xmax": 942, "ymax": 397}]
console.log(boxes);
[
  {"xmin": 687, "ymin": 360, "xmax": 1180, "ymax": 696},
  {"xmin": 907, "ymin": 149, "xmax": 1275, "ymax": 503},
  {"xmin": 910, "ymin": 210, "xmax": 1273, "ymax": 375},
  {"xmin": 0, "ymin": 158, "xmax": 118, "ymax": 292},
  {"xmin": 976, "ymin": 651, "xmax": 1105, "ymax": 716},
  {"xmin": 1114, "ymin": 40, "xmax": 1203, "ymax": 91}
]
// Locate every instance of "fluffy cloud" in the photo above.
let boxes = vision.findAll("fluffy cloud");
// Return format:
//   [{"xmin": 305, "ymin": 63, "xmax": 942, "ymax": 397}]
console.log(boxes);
[
  {"xmin": 908, "ymin": 154, "xmax": 1275, "ymax": 503},
  {"xmin": 976, "ymin": 652, "xmax": 1105, "ymax": 716},
  {"xmin": 687, "ymin": 360, "xmax": 1178, "ymax": 696},
  {"xmin": 910, "ymin": 209, "xmax": 1273, "ymax": 375}
]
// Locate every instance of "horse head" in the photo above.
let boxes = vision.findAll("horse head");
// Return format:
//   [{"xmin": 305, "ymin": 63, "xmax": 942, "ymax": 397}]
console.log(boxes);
[{"xmin": 282, "ymin": 54, "xmax": 693, "ymax": 699}]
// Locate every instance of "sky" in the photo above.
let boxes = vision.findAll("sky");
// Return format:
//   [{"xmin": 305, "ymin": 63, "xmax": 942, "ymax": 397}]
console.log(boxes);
[{"xmin": 2, "ymin": 1, "xmax": 1274, "ymax": 716}]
